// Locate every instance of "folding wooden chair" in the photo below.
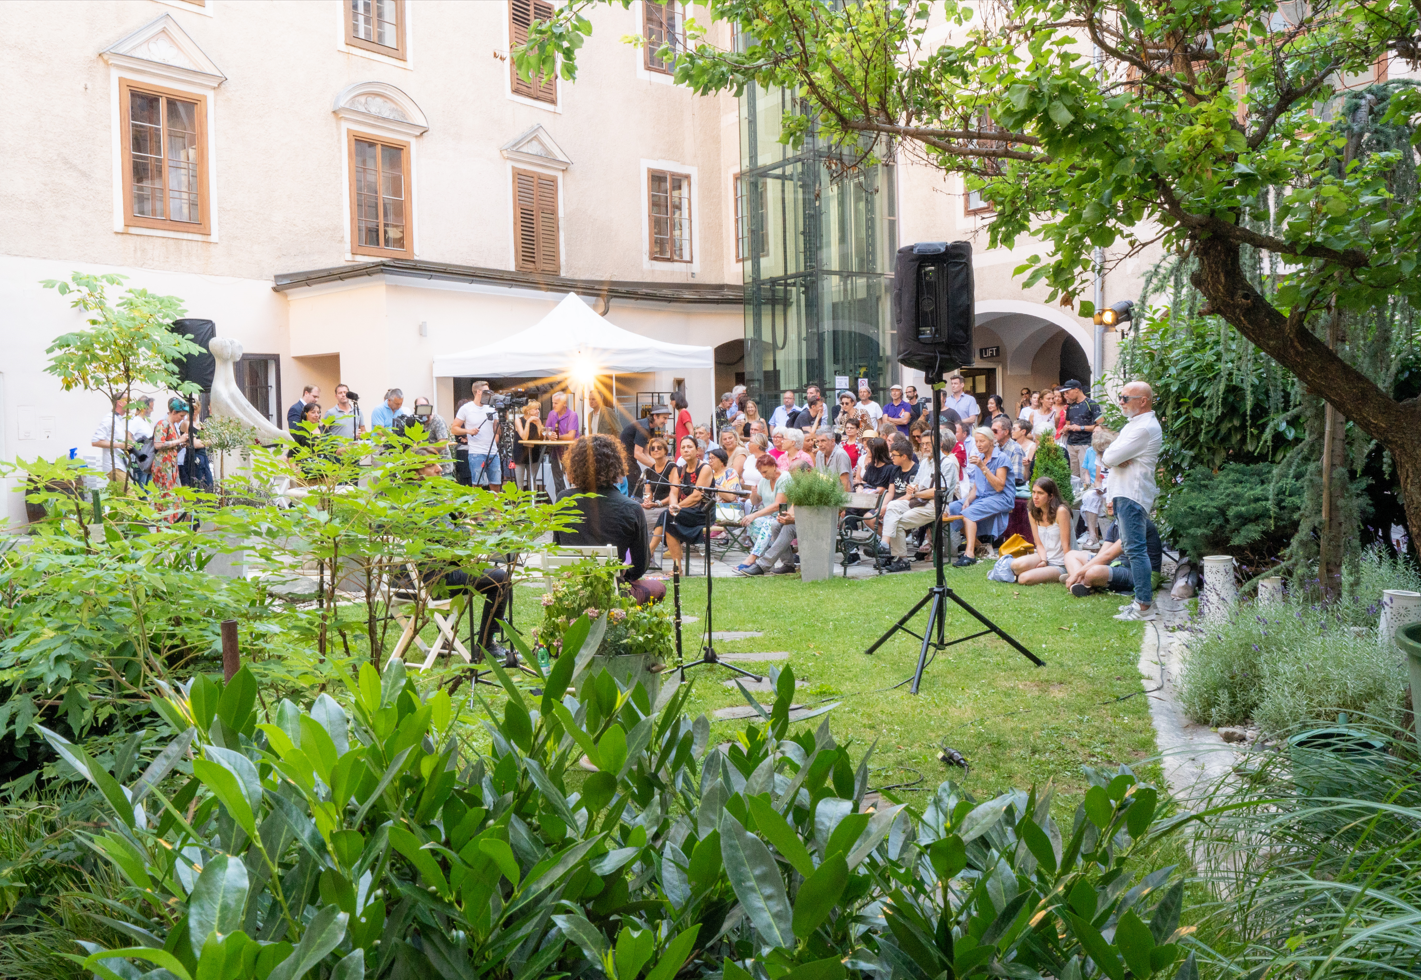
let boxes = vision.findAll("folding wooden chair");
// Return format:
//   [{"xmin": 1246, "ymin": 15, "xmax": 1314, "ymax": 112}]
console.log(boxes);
[{"xmin": 390, "ymin": 562, "xmax": 474, "ymax": 670}]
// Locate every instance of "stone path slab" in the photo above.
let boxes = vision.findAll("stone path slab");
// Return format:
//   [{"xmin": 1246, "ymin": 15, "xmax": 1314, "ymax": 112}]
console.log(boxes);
[
  {"xmin": 721, "ymin": 677, "xmax": 805, "ymax": 693},
  {"xmin": 715, "ymin": 651, "xmax": 790, "ymax": 662},
  {"xmin": 713, "ymin": 703, "xmax": 821, "ymax": 721},
  {"xmin": 712, "ymin": 631, "xmax": 763, "ymax": 641}
]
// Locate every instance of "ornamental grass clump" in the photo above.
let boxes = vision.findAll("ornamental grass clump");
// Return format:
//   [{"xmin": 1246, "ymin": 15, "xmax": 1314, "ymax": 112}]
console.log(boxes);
[
  {"xmin": 783, "ymin": 467, "xmax": 847, "ymax": 508},
  {"xmin": 1191, "ymin": 727, "xmax": 1421, "ymax": 978},
  {"xmin": 1178, "ymin": 549, "xmax": 1415, "ymax": 733}
]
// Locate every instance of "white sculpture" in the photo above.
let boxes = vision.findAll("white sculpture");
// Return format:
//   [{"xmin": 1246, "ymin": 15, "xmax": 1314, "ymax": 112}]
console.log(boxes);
[{"xmin": 208, "ymin": 337, "xmax": 289, "ymax": 444}]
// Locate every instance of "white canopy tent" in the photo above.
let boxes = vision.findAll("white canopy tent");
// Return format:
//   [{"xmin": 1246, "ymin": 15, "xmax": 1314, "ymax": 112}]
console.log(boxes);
[
  {"xmin": 432, "ymin": 292, "xmax": 714, "ymax": 435},
  {"xmin": 433, "ymin": 292, "xmax": 713, "ymax": 377}
]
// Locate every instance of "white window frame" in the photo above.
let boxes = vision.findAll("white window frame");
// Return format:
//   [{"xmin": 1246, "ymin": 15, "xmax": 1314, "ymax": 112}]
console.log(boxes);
[
  {"xmin": 335, "ymin": 0, "xmax": 415, "ymax": 70},
  {"xmin": 640, "ymin": 158, "xmax": 699, "ymax": 271},
  {"xmin": 504, "ymin": 0, "xmax": 562, "ymax": 112},
  {"xmin": 634, "ymin": 1, "xmax": 684, "ymax": 86},
  {"xmin": 106, "ymin": 72, "xmax": 221, "ymax": 243}
]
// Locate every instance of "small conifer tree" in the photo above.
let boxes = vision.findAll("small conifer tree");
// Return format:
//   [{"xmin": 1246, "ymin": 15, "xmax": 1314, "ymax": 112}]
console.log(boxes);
[{"xmin": 1034, "ymin": 432, "xmax": 1075, "ymax": 506}]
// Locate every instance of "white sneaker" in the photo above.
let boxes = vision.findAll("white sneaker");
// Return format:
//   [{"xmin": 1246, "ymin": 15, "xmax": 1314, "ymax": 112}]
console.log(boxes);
[{"xmin": 1113, "ymin": 602, "xmax": 1159, "ymax": 622}]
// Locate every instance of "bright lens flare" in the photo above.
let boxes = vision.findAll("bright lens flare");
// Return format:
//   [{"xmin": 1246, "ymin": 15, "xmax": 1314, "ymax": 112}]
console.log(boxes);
[{"xmin": 569, "ymin": 356, "xmax": 597, "ymax": 389}]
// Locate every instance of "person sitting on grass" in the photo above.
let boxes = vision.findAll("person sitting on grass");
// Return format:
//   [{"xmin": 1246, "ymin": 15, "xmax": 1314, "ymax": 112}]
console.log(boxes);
[
  {"xmin": 1010, "ymin": 477, "xmax": 1073, "ymax": 585},
  {"xmin": 947, "ymin": 427, "xmax": 1016, "ymax": 566},
  {"xmin": 735, "ymin": 452, "xmax": 791, "ymax": 574},
  {"xmin": 664, "ymin": 436, "xmax": 714, "ymax": 572},
  {"xmin": 555, "ymin": 435, "xmax": 665, "ymax": 606},
  {"xmin": 1063, "ymin": 499, "xmax": 1163, "ymax": 598},
  {"xmin": 880, "ymin": 434, "xmax": 959, "ymax": 573}
]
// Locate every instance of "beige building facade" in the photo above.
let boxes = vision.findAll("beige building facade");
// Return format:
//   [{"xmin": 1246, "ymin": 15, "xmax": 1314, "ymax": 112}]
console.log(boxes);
[{"xmin": 1, "ymin": 0, "xmax": 1135, "ymax": 527}]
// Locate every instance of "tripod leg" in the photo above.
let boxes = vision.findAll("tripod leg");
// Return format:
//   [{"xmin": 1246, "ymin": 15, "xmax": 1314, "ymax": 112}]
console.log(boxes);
[
  {"xmin": 943, "ymin": 589, "xmax": 1046, "ymax": 666},
  {"xmin": 864, "ymin": 591, "xmax": 933, "ymax": 656},
  {"xmin": 910, "ymin": 592, "xmax": 943, "ymax": 695}
]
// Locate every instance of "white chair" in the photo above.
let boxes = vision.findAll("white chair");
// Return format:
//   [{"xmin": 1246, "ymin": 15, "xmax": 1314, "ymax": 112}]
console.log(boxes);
[{"xmin": 390, "ymin": 562, "xmax": 474, "ymax": 671}]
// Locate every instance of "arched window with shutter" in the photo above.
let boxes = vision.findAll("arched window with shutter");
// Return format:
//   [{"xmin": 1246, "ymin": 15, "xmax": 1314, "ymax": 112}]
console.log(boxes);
[
  {"xmin": 513, "ymin": 168, "xmax": 559, "ymax": 274},
  {"xmin": 509, "ymin": 0, "xmax": 557, "ymax": 105}
]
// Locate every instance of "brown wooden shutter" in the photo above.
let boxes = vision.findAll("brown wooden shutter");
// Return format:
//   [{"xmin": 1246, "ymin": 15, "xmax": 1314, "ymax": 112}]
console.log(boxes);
[
  {"xmin": 513, "ymin": 168, "xmax": 559, "ymax": 274},
  {"xmin": 535, "ymin": 173, "xmax": 559, "ymax": 273},
  {"xmin": 510, "ymin": 0, "xmax": 557, "ymax": 104}
]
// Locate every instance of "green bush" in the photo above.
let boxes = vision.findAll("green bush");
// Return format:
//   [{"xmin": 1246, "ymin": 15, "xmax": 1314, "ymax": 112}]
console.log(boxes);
[
  {"xmin": 45, "ymin": 614, "xmax": 1197, "ymax": 980},
  {"xmin": 1178, "ymin": 549, "xmax": 1415, "ymax": 732},
  {"xmin": 1033, "ymin": 432, "xmax": 1075, "ymax": 505},
  {"xmin": 1157, "ymin": 462, "xmax": 1304, "ymax": 566},
  {"xmin": 783, "ymin": 467, "xmax": 848, "ymax": 507}
]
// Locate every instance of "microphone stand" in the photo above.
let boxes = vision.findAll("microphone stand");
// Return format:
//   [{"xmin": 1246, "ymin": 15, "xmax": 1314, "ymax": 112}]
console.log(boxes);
[
  {"xmin": 863, "ymin": 368, "xmax": 1044, "ymax": 692},
  {"xmin": 676, "ymin": 484, "xmax": 761, "ymax": 682}
]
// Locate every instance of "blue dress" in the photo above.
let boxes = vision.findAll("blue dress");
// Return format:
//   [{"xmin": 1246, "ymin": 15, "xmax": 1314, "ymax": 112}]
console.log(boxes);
[{"xmin": 949, "ymin": 448, "xmax": 1017, "ymax": 538}]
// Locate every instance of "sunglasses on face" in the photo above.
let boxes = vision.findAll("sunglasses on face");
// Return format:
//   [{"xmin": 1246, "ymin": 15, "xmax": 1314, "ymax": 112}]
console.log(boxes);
[{"xmin": 1117, "ymin": 394, "xmax": 1141, "ymax": 403}]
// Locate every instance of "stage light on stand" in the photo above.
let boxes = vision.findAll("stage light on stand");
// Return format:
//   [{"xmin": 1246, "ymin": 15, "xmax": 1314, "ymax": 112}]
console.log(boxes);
[{"xmin": 1100, "ymin": 300, "xmax": 1134, "ymax": 328}]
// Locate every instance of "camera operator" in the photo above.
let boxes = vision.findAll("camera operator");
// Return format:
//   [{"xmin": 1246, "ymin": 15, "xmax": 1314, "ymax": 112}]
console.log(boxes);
[
  {"xmin": 452, "ymin": 381, "xmax": 503, "ymax": 491},
  {"xmin": 391, "ymin": 396, "xmax": 453, "ymax": 477},
  {"xmin": 555, "ymin": 436, "xmax": 665, "ymax": 606},
  {"xmin": 323, "ymin": 384, "xmax": 365, "ymax": 438}
]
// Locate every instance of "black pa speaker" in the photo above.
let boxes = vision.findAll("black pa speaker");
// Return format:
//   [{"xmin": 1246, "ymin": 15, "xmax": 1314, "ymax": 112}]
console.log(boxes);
[
  {"xmin": 170, "ymin": 318, "xmax": 218, "ymax": 392},
  {"xmin": 894, "ymin": 241, "xmax": 975, "ymax": 380}
]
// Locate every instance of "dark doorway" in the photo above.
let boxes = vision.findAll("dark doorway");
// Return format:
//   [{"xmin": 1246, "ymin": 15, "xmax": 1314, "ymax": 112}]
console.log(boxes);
[
  {"xmin": 960, "ymin": 367, "xmax": 997, "ymax": 421},
  {"xmin": 1059, "ymin": 334, "xmax": 1091, "ymax": 388}
]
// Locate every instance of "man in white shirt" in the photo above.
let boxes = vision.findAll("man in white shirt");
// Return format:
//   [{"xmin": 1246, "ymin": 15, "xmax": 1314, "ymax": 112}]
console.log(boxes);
[
  {"xmin": 768, "ymin": 389, "xmax": 802, "ymax": 429},
  {"xmin": 855, "ymin": 384, "xmax": 883, "ymax": 423},
  {"xmin": 813, "ymin": 430, "xmax": 853, "ymax": 491},
  {"xmin": 881, "ymin": 442, "xmax": 961, "ymax": 572},
  {"xmin": 943, "ymin": 373, "xmax": 980, "ymax": 429},
  {"xmin": 91, "ymin": 394, "xmax": 135, "ymax": 484},
  {"xmin": 1103, "ymin": 381, "xmax": 1164, "ymax": 621},
  {"xmin": 453, "ymin": 381, "xmax": 503, "ymax": 490}
]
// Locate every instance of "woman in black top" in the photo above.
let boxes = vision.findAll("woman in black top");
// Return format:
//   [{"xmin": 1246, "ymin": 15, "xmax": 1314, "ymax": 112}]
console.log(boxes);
[
  {"xmin": 642, "ymin": 436, "xmax": 676, "ymax": 556},
  {"xmin": 287, "ymin": 402, "xmax": 328, "ymax": 481},
  {"xmin": 855, "ymin": 437, "xmax": 895, "ymax": 494},
  {"xmin": 554, "ymin": 435, "xmax": 665, "ymax": 605},
  {"xmin": 664, "ymin": 435, "xmax": 713, "ymax": 571},
  {"xmin": 512, "ymin": 401, "xmax": 543, "ymax": 490}
]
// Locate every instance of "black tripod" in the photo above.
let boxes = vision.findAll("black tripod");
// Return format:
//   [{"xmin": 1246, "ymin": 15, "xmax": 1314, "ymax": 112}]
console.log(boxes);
[
  {"xmin": 675, "ymin": 486, "xmax": 761, "ymax": 682},
  {"xmin": 864, "ymin": 376, "xmax": 1044, "ymax": 693}
]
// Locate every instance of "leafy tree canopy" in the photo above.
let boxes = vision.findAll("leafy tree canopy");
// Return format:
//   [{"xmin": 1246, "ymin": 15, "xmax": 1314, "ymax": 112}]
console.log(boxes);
[{"xmin": 522, "ymin": 0, "xmax": 1421, "ymax": 543}]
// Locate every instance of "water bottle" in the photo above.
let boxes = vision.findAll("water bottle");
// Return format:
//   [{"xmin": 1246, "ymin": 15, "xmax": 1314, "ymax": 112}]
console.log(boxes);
[{"xmin": 536, "ymin": 646, "xmax": 551, "ymax": 674}]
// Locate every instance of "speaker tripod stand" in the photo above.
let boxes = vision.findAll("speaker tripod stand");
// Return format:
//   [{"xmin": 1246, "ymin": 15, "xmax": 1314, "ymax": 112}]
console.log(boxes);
[
  {"xmin": 864, "ymin": 376, "xmax": 1044, "ymax": 693},
  {"xmin": 673, "ymin": 487, "xmax": 762, "ymax": 683}
]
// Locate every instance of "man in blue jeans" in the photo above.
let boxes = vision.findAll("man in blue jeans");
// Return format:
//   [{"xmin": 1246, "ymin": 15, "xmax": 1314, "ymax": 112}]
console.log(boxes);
[{"xmin": 1102, "ymin": 381, "xmax": 1163, "ymax": 621}]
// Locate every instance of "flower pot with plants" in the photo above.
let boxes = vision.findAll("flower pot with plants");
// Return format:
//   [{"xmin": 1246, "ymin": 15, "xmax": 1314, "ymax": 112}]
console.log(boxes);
[
  {"xmin": 536, "ymin": 558, "xmax": 673, "ymax": 695},
  {"xmin": 784, "ymin": 468, "xmax": 847, "ymax": 581}
]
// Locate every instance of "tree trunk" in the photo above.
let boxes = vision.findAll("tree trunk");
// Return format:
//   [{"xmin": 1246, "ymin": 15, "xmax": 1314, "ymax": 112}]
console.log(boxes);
[{"xmin": 1191, "ymin": 237, "xmax": 1421, "ymax": 563}]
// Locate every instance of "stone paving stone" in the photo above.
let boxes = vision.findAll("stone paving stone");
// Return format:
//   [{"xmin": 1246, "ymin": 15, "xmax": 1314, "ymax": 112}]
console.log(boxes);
[
  {"xmin": 721, "ymin": 677, "xmax": 805, "ymax": 693},
  {"xmin": 712, "ymin": 631, "xmax": 763, "ymax": 641},
  {"xmin": 715, "ymin": 651, "xmax": 790, "ymax": 662},
  {"xmin": 714, "ymin": 703, "xmax": 814, "ymax": 721}
]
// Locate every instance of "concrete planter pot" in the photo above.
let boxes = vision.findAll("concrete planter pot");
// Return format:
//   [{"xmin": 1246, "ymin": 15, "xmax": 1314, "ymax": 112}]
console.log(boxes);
[
  {"xmin": 794, "ymin": 506, "xmax": 840, "ymax": 582},
  {"xmin": 1395, "ymin": 621, "xmax": 1421, "ymax": 744}
]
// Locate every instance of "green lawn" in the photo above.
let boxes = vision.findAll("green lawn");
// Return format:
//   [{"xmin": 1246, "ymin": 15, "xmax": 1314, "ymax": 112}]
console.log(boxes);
[{"xmin": 664, "ymin": 566, "xmax": 1159, "ymax": 805}]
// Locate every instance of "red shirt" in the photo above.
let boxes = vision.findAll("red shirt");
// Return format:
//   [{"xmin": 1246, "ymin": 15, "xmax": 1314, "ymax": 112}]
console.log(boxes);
[
  {"xmin": 952, "ymin": 441, "xmax": 967, "ymax": 470},
  {"xmin": 843, "ymin": 443, "xmax": 860, "ymax": 467},
  {"xmin": 675, "ymin": 409, "xmax": 693, "ymax": 446}
]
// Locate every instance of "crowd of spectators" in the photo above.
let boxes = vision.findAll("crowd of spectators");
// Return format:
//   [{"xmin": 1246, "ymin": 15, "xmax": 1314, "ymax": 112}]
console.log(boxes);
[{"xmin": 92, "ymin": 369, "xmax": 1165, "ymax": 620}]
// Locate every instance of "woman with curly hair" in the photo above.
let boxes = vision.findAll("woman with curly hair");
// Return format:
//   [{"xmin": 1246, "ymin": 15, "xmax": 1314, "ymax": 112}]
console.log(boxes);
[{"xmin": 554, "ymin": 435, "xmax": 665, "ymax": 605}]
